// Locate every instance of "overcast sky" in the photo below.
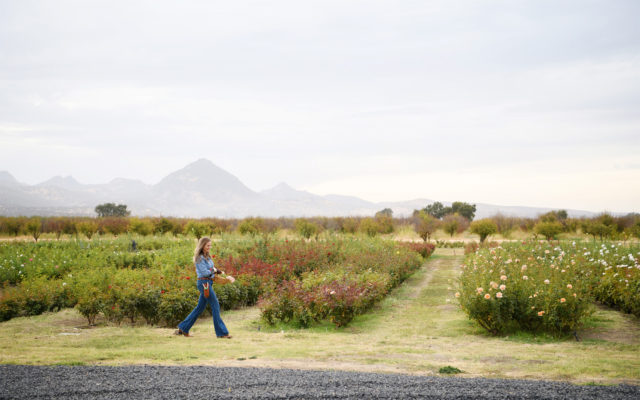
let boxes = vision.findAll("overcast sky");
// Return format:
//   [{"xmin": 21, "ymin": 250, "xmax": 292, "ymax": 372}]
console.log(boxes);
[{"xmin": 1, "ymin": 0, "xmax": 639, "ymax": 213}]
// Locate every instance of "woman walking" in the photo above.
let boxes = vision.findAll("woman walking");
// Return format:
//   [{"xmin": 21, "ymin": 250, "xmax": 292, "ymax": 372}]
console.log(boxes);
[{"xmin": 175, "ymin": 237, "xmax": 231, "ymax": 338}]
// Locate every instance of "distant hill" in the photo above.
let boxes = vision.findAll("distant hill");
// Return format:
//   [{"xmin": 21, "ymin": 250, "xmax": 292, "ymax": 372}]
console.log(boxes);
[{"xmin": 0, "ymin": 159, "xmax": 602, "ymax": 218}]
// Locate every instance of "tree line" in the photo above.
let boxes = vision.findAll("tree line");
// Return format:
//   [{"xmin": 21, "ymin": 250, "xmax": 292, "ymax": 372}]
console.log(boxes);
[{"xmin": 0, "ymin": 202, "xmax": 638, "ymax": 243}]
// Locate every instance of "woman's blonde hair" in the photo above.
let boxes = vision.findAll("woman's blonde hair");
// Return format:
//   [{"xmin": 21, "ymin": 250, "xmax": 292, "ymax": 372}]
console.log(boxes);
[{"xmin": 193, "ymin": 237, "xmax": 212, "ymax": 264}]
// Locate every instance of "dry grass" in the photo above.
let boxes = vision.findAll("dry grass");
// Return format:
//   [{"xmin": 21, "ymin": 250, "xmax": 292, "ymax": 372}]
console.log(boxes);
[{"xmin": 1, "ymin": 248, "xmax": 638, "ymax": 384}]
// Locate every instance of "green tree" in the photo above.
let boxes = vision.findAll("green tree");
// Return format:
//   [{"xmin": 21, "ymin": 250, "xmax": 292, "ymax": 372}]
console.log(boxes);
[
  {"xmin": 469, "ymin": 219, "xmax": 497, "ymax": 243},
  {"xmin": 153, "ymin": 218, "xmax": 174, "ymax": 235},
  {"xmin": 95, "ymin": 203, "xmax": 131, "ymax": 217},
  {"xmin": 4, "ymin": 217, "xmax": 24, "ymax": 237},
  {"xmin": 237, "ymin": 218, "xmax": 265, "ymax": 237},
  {"xmin": 450, "ymin": 201, "xmax": 477, "ymax": 221},
  {"xmin": 25, "ymin": 217, "xmax": 42, "ymax": 242},
  {"xmin": 359, "ymin": 218, "xmax": 380, "ymax": 237},
  {"xmin": 340, "ymin": 218, "xmax": 359, "ymax": 234},
  {"xmin": 184, "ymin": 221, "xmax": 209, "ymax": 239},
  {"xmin": 77, "ymin": 221, "xmax": 99, "ymax": 240},
  {"xmin": 414, "ymin": 211, "xmax": 440, "ymax": 242},
  {"xmin": 170, "ymin": 220, "xmax": 185, "ymax": 237},
  {"xmin": 375, "ymin": 208, "xmax": 393, "ymax": 218},
  {"xmin": 421, "ymin": 202, "xmax": 449, "ymax": 219},
  {"xmin": 62, "ymin": 219, "xmax": 77, "ymax": 238},
  {"xmin": 534, "ymin": 221, "xmax": 564, "ymax": 240},
  {"xmin": 129, "ymin": 218, "xmax": 153, "ymax": 236},
  {"xmin": 295, "ymin": 218, "xmax": 319, "ymax": 239}
]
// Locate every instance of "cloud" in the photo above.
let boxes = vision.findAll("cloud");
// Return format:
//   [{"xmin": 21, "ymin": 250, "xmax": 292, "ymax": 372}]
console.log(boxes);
[{"xmin": 1, "ymin": 1, "xmax": 639, "ymax": 212}]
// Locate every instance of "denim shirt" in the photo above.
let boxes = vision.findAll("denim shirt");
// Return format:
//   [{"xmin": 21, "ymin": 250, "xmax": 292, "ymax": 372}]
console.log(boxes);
[{"xmin": 195, "ymin": 255, "xmax": 216, "ymax": 278}]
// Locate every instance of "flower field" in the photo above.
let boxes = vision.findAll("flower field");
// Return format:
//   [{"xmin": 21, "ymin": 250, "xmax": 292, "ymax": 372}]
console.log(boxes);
[
  {"xmin": 457, "ymin": 240, "xmax": 640, "ymax": 335},
  {"xmin": 0, "ymin": 236, "xmax": 433, "ymax": 328}
]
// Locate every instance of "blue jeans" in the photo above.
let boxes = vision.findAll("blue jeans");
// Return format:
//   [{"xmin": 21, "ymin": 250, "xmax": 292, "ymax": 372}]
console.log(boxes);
[{"xmin": 178, "ymin": 280, "xmax": 229, "ymax": 337}]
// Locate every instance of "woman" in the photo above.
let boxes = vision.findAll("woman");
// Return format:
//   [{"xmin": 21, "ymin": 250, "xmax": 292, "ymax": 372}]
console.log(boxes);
[{"xmin": 175, "ymin": 237, "xmax": 231, "ymax": 338}]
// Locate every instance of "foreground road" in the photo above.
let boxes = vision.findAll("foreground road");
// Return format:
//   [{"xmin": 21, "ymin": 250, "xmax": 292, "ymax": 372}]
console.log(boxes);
[{"xmin": 1, "ymin": 365, "xmax": 638, "ymax": 399}]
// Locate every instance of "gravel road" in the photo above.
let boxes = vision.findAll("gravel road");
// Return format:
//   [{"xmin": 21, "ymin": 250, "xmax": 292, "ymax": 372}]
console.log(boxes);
[{"xmin": 1, "ymin": 365, "xmax": 637, "ymax": 399}]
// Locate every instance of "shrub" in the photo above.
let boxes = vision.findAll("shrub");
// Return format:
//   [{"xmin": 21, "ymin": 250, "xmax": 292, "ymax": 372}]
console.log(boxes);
[
  {"xmin": 458, "ymin": 242, "xmax": 595, "ymax": 335},
  {"xmin": 469, "ymin": 219, "xmax": 497, "ymax": 243},
  {"xmin": 77, "ymin": 221, "xmax": 99, "ymax": 240},
  {"xmin": 129, "ymin": 219, "xmax": 154, "ymax": 236},
  {"xmin": 184, "ymin": 221, "xmax": 208, "ymax": 239},
  {"xmin": 0, "ymin": 285, "xmax": 22, "ymax": 322},
  {"xmin": 534, "ymin": 221, "xmax": 564, "ymax": 240},
  {"xmin": 157, "ymin": 289, "xmax": 198, "ymax": 328},
  {"xmin": 399, "ymin": 242, "xmax": 436, "ymax": 258},
  {"xmin": 295, "ymin": 219, "xmax": 319, "ymax": 240},
  {"xmin": 358, "ymin": 218, "xmax": 380, "ymax": 237},
  {"xmin": 414, "ymin": 211, "xmax": 439, "ymax": 242}
]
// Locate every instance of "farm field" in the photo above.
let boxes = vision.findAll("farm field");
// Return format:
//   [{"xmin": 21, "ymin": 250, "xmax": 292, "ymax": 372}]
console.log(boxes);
[{"xmin": 0, "ymin": 248, "xmax": 638, "ymax": 384}]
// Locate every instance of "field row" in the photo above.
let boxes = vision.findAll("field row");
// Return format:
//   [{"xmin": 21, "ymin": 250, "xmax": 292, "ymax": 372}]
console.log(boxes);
[
  {"xmin": 0, "ymin": 237, "xmax": 433, "ymax": 328},
  {"xmin": 458, "ymin": 240, "xmax": 640, "ymax": 335}
]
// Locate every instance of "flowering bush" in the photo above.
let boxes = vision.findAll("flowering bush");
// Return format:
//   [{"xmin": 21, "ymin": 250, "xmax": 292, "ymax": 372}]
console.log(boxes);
[
  {"xmin": 259, "ymin": 240, "xmax": 424, "ymax": 327},
  {"xmin": 458, "ymin": 242, "xmax": 593, "ymax": 334},
  {"xmin": 458, "ymin": 240, "xmax": 640, "ymax": 335},
  {"xmin": 398, "ymin": 242, "xmax": 436, "ymax": 258}
]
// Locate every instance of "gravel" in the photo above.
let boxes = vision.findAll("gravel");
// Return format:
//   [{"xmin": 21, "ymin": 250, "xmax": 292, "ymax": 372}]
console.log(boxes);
[{"xmin": 0, "ymin": 365, "xmax": 638, "ymax": 399}]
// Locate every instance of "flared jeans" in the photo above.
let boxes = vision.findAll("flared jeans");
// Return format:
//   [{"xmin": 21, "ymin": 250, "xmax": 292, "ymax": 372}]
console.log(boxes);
[{"xmin": 177, "ymin": 279, "xmax": 229, "ymax": 337}]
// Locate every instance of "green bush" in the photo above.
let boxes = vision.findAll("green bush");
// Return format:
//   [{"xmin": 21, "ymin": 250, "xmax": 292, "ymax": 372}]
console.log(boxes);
[
  {"xmin": 469, "ymin": 219, "xmax": 498, "ymax": 243},
  {"xmin": 458, "ymin": 242, "xmax": 601, "ymax": 335},
  {"xmin": 157, "ymin": 289, "xmax": 198, "ymax": 328}
]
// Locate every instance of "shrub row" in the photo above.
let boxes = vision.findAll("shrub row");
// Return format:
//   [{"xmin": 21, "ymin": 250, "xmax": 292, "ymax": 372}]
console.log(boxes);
[
  {"xmin": 258, "ymin": 241, "xmax": 426, "ymax": 327},
  {"xmin": 1, "ymin": 237, "xmax": 430, "ymax": 328},
  {"xmin": 458, "ymin": 240, "xmax": 640, "ymax": 335}
]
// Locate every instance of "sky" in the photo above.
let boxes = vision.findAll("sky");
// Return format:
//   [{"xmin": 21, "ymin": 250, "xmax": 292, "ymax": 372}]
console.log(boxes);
[{"xmin": 1, "ymin": 0, "xmax": 639, "ymax": 213}]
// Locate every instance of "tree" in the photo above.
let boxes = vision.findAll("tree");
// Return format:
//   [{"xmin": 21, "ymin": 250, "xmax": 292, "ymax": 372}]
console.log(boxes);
[
  {"xmin": 442, "ymin": 214, "xmax": 468, "ymax": 238},
  {"xmin": 491, "ymin": 214, "xmax": 518, "ymax": 238},
  {"xmin": 62, "ymin": 219, "xmax": 77, "ymax": 238},
  {"xmin": 295, "ymin": 218, "xmax": 319, "ymax": 239},
  {"xmin": 25, "ymin": 217, "xmax": 42, "ymax": 242},
  {"xmin": 375, "ymin": 208, "xmax": 393, "ymax": 218},
  {"xmin": 153, "ymin": 218, "xmax": 174, "ymax": 235},
  {"xmin": 184, "ymin": 221, "xmax": 209, "ymax": 239},
  {"xmin": 422, "ymin": 202, "xmax": 449, "ymax": 219},
  {"xmin": 534, "ymin": 221, "xmax": 564, "ymax": 240},
  {"xmin": 557, "ymin": 210, "xmax": 568, "ymax": 221},
  {"xmin": 237, "ymin": 217, "xmax": 265, "ymax": 237},
  {"xmin": 77, "ymin": 221, "xmax": 99, "ymax": 240},
  {"xmin": 375, "ymin": 214, "xmax": 394, "ymax": 234},
  {"xmin": 450, "ymin": 202, "xmax": 476, "ymax": 221},
  {"xmin": 43, "ymin": 217, "xmax": 66, "ymax": 240},
  {"xmin": 129, "ymin": 218, "xmax": 153, "ymax": 236},
  {"xmin": 95, "ymin": 203, "xmax": 131, "ymax": 217},
  {"xmin": 359, "ymin": 217, "xmax": 380, "ymax": 237},
  {"xmin": 98, "ymin": 217, "xmax": 129, "ymax": 236},
  {"xmin": 414, "ymin": 211, "xmax": 440, "ymax": 242},
  {"xmin": 170, "ymin": 221, "xmax": 185, "ymax": 237},
  {"xmin": 469, "ymin": 219, "xmax": 497, "ymax": 243},
  {"xmin": 630, "ymin": 220, "xmax": 640, "ymax": 239},
  {"xmin": 4, "ymin": 217, "xmax": 24, "ymax": 237}
]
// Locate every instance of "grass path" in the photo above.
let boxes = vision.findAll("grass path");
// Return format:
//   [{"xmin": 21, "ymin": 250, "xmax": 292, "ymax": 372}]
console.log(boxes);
[{"xmin": 1, "ymin": 249, "xmax": 639, "ymax": 384}]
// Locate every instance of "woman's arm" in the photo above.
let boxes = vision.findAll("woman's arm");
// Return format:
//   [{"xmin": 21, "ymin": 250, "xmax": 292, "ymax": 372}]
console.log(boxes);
[{"xmin": 195, "ymin": 257, "xmax": 214, "ymax": 278}]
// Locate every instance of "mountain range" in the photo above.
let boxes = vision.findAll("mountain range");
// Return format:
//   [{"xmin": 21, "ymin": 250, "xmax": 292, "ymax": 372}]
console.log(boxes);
[{"xmin": 0, "ymin": 159, "xmax": 599, "ymax": 219}]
